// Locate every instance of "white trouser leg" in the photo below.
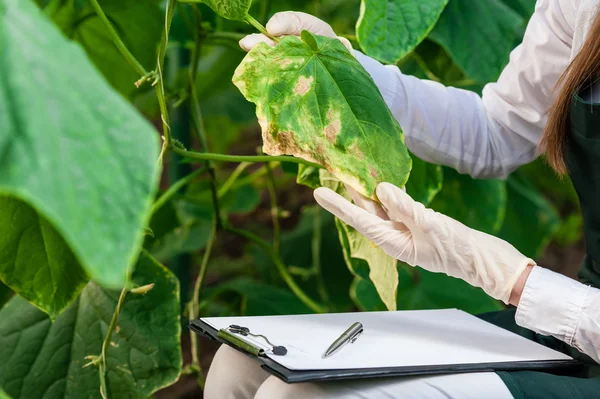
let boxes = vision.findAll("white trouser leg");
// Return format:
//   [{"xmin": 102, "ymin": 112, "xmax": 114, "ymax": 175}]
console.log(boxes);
[
  {"xmin": 254, "ymin": 372, "xmax": 514, "ymax": 399},
  {"xmin": 204, "ymin": 345, "xmax": 270, "ymax": 399}
]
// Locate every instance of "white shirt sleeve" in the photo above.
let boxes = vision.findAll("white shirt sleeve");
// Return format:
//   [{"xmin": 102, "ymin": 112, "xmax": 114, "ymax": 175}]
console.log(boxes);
[
  {"xmin": 516, "ymin": 266, "xmax": 600, "ymax": 363},
  {"xmin": 355, "ymin": 0, "xmax": 577, "ymax": 178}
]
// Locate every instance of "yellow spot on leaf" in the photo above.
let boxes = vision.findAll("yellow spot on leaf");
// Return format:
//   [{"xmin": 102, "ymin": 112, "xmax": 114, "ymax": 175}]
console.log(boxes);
[{"xmin": 294, "ymin": 76, "xmax": 313, "ymax": 96}]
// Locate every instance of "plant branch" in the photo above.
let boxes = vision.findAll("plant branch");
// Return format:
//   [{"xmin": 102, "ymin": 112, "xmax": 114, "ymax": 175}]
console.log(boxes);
[
  {"xmin": 99, "ymin": 287, "xmax": 129, "ymax": 399},
  {"xmin": 88, "ymin": 0, "xmax": 147, "ymax": 77},
  {"xmin": 155, "ymin": 0, "xmax": 177, "ymax": 150},
  {"xmin": 188, "ymin": 5, "xmax": 223, "ymax": 229},
  {"xmin": 218, "ymin": 162, "xmax": 251, "ymax": 198},
  {"xmin": 225, "ymin": 226, "xmax": 327, "ymax": 313},
  {"xmin": 245, "ymin": 14, "xmax": 279, "ymax": 42},
  {"xmin": 151, "ymin": 167, "xmax": 206, "ymax": 215},
  {"xmin": 188, "ymin": 216, "xmax": 218, "ymax": 388},
  {"xmin": 265, "ymin": 161, "xmax": 281, "ymax": 254},
  {"xmin": 172, "ymin": 147, "xmax": 324, "ymax": 169}
]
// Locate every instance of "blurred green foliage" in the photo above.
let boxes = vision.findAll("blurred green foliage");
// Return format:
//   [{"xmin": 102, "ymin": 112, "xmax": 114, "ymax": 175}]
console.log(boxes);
[{"xmin": 0, "ymin": 0, "xmax": 583, "ymax": 397}]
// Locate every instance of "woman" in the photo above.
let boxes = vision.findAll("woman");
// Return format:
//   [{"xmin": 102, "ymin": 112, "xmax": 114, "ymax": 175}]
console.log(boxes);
[{"xmin": 205, "ymin": 0, "xmax": 600, "ymax": 397}]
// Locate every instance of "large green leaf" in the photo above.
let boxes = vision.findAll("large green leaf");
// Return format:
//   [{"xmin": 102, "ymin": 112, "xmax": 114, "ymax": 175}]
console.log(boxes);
[
  {"xmin": 356, "ymin": 0, "xmax": 448, "ymax": 64},
  {"xmin": 0, "ymin": 282, "xmax": 11, "ymax": 308},
  {"xmin": 405, "ymin": 156, "xmax": 442, "ymax": 206},
  {"xmin": 233, "ymin": 32, "xmax": 412, "ymax": 199},
  {"xmin": 0, "ymin": 252, "xmax": 181, "ymax": 399},
  {"xmin": 45, "ymin": 0, "xmax": 163, "ymax": 98},
  {"xmin": 428, "ymin": 0, "xmax": 524, "ymax": 82},
  {"xmin": 0, "ymin": 0, "xmax": 161, "ymax": 294},
  {"xmin": 321, "ymin": 171, "xmax": 398, "ymax": 310},
  {"xmin": 498, "ymin": 177, "xmax": 560, "ymax": 258},
  {"xmin": 0, "ymin": 197, "xmax": 88, "ymax": 319},
  {"xmin": 430, "ymin": 168, "xmax": 507, "ymax": 234},
  {"xmin": 179, "ymin": 0, "xmax": 251, "ymax": 21}
]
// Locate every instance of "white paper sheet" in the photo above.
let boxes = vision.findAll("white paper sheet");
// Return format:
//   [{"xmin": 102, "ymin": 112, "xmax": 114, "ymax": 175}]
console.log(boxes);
[{"xmin": 202, "ymin": 309, "xmax": 572, "ymax": 371}]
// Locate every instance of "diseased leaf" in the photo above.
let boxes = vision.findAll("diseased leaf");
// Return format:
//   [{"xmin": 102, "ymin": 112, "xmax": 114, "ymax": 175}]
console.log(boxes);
[
  {"xmin": 296, "ymin": 164, "xmax": 321, "ymax": 189},
  {"xmin": 321, "ymin": 171, "xmax": 398, "ymax": 311},
  {"xmin": 357, "ymin": 0, "xmax": 448, "ymax": 64},
  {"xmin": 429, "ymin": 0, "xmax": 524, "ymax": 82},
  {"xmin": 0, "ymin": 252, "xmax": 181, "ymax": 399},
  {"xmin": 234, "ymin": 32, "xmax": 412, "ymax": 199},
  {"xmin": 179, "ymin": 0, "xmax": 251, "ymax": 21},
  {"xmin": 405, "ymin": 156, "xmax": 442, "ymax": 206},
  {"xmin": 46, "ymin": 0, "xmax": 163, "ymax": 98},
  {"xmin": 430, "ymin": 168, "xmax": 507, "ymax": 235},
  {"xmin": 0, "ymin": 0, "xmax": 161, "ymax": 291},
  {"xmin": 498, "ymin": 177, "xmax": 560, "ymax": 258},
  {"xmin": 0, "ymin": 197, "xmax": 88, "ymax": 319}
]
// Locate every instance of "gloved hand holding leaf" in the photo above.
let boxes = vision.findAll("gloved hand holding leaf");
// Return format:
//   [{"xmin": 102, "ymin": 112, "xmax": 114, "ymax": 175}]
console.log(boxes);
[{"xmin": 232, "ymin": 31, "xmax": 412, "ymax": 199}]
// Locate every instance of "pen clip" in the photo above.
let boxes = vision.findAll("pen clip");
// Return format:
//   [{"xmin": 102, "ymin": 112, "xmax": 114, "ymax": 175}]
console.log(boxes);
[{"xmin": 350, "ymin": 329, "xmax": 363, "ymax": 344}]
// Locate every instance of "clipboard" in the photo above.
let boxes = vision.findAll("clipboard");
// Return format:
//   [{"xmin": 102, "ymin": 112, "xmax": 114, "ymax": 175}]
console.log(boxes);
[{"xmin": 189, "ymin": 309, "xmax": 583, "ymax": 384}]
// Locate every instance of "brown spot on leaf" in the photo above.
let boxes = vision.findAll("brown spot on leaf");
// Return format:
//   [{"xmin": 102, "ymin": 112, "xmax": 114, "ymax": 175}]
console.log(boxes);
[
  {"xmin": 277, "ymin": 131, "xmax": 301, "ymax": 153},
  {"xmin": 294, "ymin": 76, "xmax": 313, "ymax": 96},
  {"xmin": 370, "ymin": 166, "xmax": 379, "ymax": 179},
  {"xmin": 348, "ymin": 143, "xmax": 364, "ymax": 159},
  {"xmin": 281, "ymin": 59, "xmax": 292, "ymax": 68},
  {"xmin": 325, "ymin": 119, "xmax": 341, "ymax": 143}
]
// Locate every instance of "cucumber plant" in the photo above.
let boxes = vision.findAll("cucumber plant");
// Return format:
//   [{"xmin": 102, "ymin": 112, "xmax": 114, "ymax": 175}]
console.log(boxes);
[{"xmin": 0, "ymin": 0, "xmax": 573, "ymax": 397}]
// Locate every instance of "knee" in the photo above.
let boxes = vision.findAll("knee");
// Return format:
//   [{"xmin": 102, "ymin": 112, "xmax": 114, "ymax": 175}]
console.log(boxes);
[
  {"xmin": 254, "ymin": 376, "xmax": 326, "ymax": 399},
  {"xmin": 204, "ymin": 345, "xmax": 269, "ymax": 399}
]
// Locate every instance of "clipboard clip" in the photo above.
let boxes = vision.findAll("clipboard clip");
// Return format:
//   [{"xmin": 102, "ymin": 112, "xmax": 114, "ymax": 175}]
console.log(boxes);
[{"xmin": 222, "ymin": 324, "xmax": 288, "ymax": 356}]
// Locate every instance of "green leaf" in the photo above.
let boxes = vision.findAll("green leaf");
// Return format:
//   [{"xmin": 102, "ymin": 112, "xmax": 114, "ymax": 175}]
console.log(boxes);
[
  {"xmin": 234, "ymin": 32, "xmax": 412, "ymax": 199},
  {"xmin": 430, "ymin": 168, "xmax": 507, "ymax": 234},
  {"xmin": 0, "ymin": 197, "xmax": 88, "ymax": 319},
  {"xmin": 0, "ymin": 282, "xmax": 11, "ymax": 309},
  {"xmin": 0, "ymin": 252, "xmax": 181, "ymax": 399},
  {"xmin": 429, "ymin": 0, "xmax": 524, "ymax": 82},
  {"xmin": 0, "ymin": 389, "xmax": 11, "ymax": 399},
  {"xmin": 179, "ymin": 0, "xmax": 251, "ymax": 21},
  {"xmin": 0, "ymin": 0, "xmax": 161, "ymax": 291},
  {"xmin": 350, "ymin": 276, "xmax": 387, "ymax": 312},
  {"xmin": 296, "ymin": 164, "xmax": 321, "ymax": 189},
  {"xmin": 356, "ymin": 0, "xmax": 448, "ymax": 64},
  {"xmin": 501, "ymin": 0, "xmax": 536, "ymax": 19},
  {"xmin": 321, "ymin": 171, "xmax": 398, "ymax": 311},
  {"xmin": 46, "ymin": 0, "xmax": 163, "ymax": 98},
  {"xmin": 397, "ymin": 266, "xmax": 504, "ymax": 314},
  {"xmin": 150, "ymin": 221, "xmax": 212, "ymax": 263},
  {"xmin": 498, "ymin": 177, "xmax": 560, "ymax": 258},
  {"xmin": 405, "ymin": 156, "xmax": 442, "ymax": 206}
]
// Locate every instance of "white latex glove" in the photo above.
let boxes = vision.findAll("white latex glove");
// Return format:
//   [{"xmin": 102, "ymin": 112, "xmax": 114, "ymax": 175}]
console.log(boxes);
[
  {"xmin": 314, "ymin": 183, "xmax": 536, "ymax": 304},
  {"xmin": 239, "ymin": 11, "xmax": 353, "ymax": 53}
]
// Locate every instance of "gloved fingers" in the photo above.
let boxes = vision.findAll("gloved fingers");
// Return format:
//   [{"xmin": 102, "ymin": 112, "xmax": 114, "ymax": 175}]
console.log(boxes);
[
  {"xmin": 344, "ymin": 185, "xmax": 389, "ymax": 220},
  {"xmin": 314, "ymin": 187, "xmax": 385, "ymax": 233},
  {"xmin": 267, "ymin": 11, "xmax": 336, "ymax": 37},
  {"xmin": 239, "ymin": 33, "xmax": 275, "ymax": 52},
  {"xmin": 376, "ymin": 182, "xmax": 428, "ymax": 227}
]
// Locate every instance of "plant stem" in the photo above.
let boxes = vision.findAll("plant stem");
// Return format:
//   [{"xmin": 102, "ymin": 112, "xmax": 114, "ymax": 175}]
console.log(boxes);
[
  {"xmin": 188, "ymin": 5, "xmax": 222, "ymax": 229},
  {"xmin": 265, "ymin": 161, "xmax": 281, "ymax": 254},
  {"xmin": 218, "ymin": 162, "xmax": 251, "ymax": 198},
  {"xmin": 226, "ymin": 226, "xmax": 327, "ymax": 313},
  {"xmin": 155, "ymin": 0, "xmax": 177, "ymax": 149},
  {"xmin": 245, "ymin": 14, "xmax": 279, "ymax": 42},
  {"xmin": 99, "ymin": 287, "xmax": 129, "ymax": 399},
  {"xmin": 151, "ymin": 167, "xmax": 206, "ymax": 215},
  {"xmin": 188, "ymin": 216, "xmax": 217, "ymax": 388},
  {"xmin": 88, "ymin": 0, "xmax": 147, "ymax": 77},
  {"xmin": 172, "ymin": 147, "xmax": 324, "ymax": 169}
]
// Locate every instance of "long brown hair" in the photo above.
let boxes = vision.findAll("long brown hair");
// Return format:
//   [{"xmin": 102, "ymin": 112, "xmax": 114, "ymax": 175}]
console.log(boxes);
[{"xmin": 540, "ymin": 12, "xmax": 600, "ymax": 174}]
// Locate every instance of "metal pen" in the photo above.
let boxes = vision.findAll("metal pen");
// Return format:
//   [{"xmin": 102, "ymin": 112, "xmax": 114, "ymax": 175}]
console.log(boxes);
[{"xmin": 323, "ymin": 322, "xmax": 363, "ymax": 358}]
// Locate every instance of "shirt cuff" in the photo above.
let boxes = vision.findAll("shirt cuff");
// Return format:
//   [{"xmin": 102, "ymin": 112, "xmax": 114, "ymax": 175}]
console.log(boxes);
[{"xmin": 515, "ymin": 266, "xmax": 589, "ymax": 345}]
